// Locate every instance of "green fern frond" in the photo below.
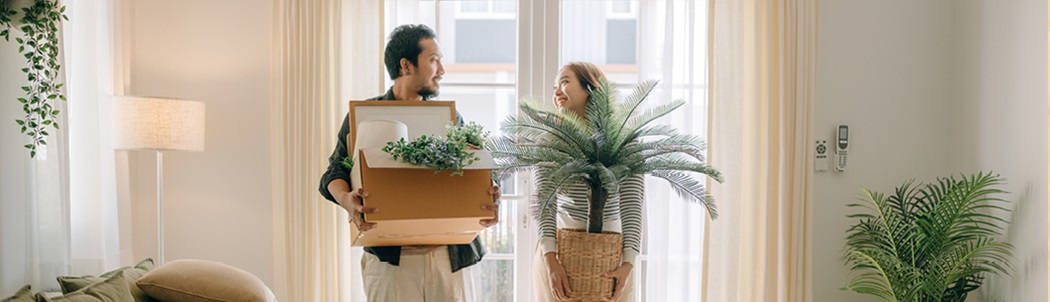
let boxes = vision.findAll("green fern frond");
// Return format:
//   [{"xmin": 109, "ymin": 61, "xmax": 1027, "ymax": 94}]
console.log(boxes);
[{"xmin": 843, "ymin": 172, "xmax": 1013, "ymax": 302}]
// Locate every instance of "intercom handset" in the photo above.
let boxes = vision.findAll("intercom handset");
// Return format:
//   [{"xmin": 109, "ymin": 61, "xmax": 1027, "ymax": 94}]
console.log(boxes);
[{"xmin": 835, "ymin": 125, "xmax": 849, "ymax": 172}]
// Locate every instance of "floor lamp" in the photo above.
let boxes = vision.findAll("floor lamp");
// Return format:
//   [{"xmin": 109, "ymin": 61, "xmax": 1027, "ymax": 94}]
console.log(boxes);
[{"xmin": 113, "ymin": 96, "xmax": 205, "ymax": 264}]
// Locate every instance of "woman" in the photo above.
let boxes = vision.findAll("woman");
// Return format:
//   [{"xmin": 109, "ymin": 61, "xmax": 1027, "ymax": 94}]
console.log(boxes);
[{"xmin": 532, "ymin": 62, "xmax": 643, "ymax": 302}]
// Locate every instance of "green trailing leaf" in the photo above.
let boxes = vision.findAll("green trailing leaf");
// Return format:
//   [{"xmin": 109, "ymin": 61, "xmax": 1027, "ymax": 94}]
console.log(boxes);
[
  {"xmin": 488, "ymin": 79, "xmax": 723, "ymax": 233},
  {"xmin": 3, "ymin": 0, "xmax": 68, "ymax": 159},
  {"xmin": 843, "ymin": 172, "xmax": 1013, "ymax": 302}
]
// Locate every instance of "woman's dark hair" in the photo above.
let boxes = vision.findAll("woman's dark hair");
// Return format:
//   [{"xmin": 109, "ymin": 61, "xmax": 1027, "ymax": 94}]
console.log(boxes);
[
  {"xmin": 384, "ymin": 24, "xmax": 437, "ymax": 80},
  {"xmin": 563, "ymin": 61, "xmax": 607, "ymax": 100}
]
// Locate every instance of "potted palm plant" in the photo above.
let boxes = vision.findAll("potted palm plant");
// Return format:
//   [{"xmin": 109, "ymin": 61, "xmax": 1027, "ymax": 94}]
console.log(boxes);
[
  {"xmin": 489, "ymin": 79, "xmax": 723, "ymax": 299},
  {"xmin": 843, "ymin": 171, "xmax": 1013, "ymax": 302}
]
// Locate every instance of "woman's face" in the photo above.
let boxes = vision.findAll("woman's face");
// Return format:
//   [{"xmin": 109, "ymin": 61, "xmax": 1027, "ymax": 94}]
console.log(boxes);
[{"xmin": 552, "ymin": 67, "xmax": 589, "ymax": 117}]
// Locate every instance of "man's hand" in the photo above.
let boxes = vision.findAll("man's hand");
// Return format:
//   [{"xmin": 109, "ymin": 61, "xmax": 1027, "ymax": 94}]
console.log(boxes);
[
  {"xmin": 337, "ymin": 188, "xmax": 378, "ymax": 231},
  {"xmin": 480, "ymin": 185, "xmax": 500, "ymax": 227},
  {"xmin": 545, "ymin": 252, "xmax": 573, "ymax": 301},
  {"xmin": 603, "ymin": 262, "xmax": 633, "ymax": 301}
]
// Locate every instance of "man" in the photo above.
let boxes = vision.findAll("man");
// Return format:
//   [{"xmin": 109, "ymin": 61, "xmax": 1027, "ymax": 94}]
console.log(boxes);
[{"xmin": 318, "ymin": 24, "xmax": 500, "ymax": 302}]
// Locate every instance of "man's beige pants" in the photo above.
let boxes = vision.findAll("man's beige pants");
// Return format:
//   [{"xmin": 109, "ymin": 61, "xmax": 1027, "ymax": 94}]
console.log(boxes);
[{"xmin": 362, "ymin": 247, "xmax": 475, "ymax": 302}]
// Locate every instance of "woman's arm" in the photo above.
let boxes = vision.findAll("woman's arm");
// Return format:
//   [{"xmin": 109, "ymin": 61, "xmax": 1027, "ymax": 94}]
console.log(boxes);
[
  {"xmin": 533, "ymin": 168, "xmax": 559, "ymax": 255},
  {"xmin": 619, "ymin": 174, "xmax": 645, "ymax": 264}
]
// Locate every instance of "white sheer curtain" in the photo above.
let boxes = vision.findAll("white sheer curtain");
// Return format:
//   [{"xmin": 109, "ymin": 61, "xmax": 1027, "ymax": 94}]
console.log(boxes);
[
  {"xmin": 4, "ymin": 12, "xmax": 72, "ymax": 291},
  {"xmin": 704, "ymin": 0, "xmax": 817, "ymax": 301},
  {"xmin": 635, "ymin": 1, "xmax": 708, "ymax": 301},
  {"xmin": 0, "ymin": 0, "xmax": 129, "ymax": 295},
  {"xmin": 64, "ymin": 0, "xmax": 132, "ymax": 275}
]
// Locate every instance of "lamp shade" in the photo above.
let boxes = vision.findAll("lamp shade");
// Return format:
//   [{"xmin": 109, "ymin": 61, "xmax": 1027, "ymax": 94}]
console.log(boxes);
[{"xmin": 113, "ymin": 96, "xmax": 206, "ymax": 151}]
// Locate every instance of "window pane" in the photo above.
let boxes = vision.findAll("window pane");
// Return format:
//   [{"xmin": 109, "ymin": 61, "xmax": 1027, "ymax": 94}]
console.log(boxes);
[
  {"xmin": 606, "ymin": 19, "xmax": 637, "ymax": 64},
  {"xmin": 478, "ymin": 198, "xmax": 516, "ymax": 254},
  {"xmin": 497, "ymin": 173, "xmax": 517, "ymax": 196},
  {"xmin": 455, "ymin": 19, "xmax": 516, "ymax": 63},
  {"xmin": 493, "ymin": 0, "xmax": 515, "ymax": 13},
  {"xmin": 438, "ymin": 86, "xmax": 515, "ymax": 132},
  {"xmin": 460, "ymin": 0, "xmax": 488, "ymax": 13},
  {"xmin": 472, "ymin": 260, "xmax": 514, "ymax": 302},
  {"xmin": 561, "ymin": 1, "xmax": 639, "ymax": 74}
]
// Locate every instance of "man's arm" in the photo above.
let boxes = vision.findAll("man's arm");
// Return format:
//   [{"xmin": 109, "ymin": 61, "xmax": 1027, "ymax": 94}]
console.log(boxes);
[
  {"xmin": 319, "ymin": 114, "xmax": 379, "ymax": 230},
  {"xmin": 319, "ymin": 114, "xmax": 353, "ymax": 203}
]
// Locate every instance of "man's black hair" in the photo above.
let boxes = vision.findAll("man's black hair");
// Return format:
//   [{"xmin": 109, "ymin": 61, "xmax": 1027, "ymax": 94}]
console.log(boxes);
[{"xmin": 384, "ymin": 24, "xmax": 437, "ymax": 80}]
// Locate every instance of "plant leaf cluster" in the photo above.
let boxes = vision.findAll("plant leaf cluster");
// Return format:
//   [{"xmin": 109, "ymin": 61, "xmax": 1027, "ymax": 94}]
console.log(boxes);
[
  {"xmin": 843, "ymin": 172, "xmax": 1013, "ymax": 302},
  {"xmin": 371, "ymin": 121, "xmax": 488, "ymax": 176},
  {"xmin": 488, "ymin": 79, "xmax": 723, "ymax": 232},
  {"xmin": 1, "ymin": 0, "xmax": 68, "ymax": 158}
]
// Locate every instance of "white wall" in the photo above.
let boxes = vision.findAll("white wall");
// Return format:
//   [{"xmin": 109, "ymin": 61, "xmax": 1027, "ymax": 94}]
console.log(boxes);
[
  {"xmin": 125, "ymin": 0, "xmax": 276, "ymax": 293},
  {"xmin": 814, "ymin": 0, "xmax": 1048, "ymax": 301},
  {"xmin": 814, "ymin": 0, "xmax": 956, "ymax": 301},
  {"xmin": 0, "ymin": 21, "xmax": 31, "ymax": 297},
  {"xmin": 953, "ymin": 0, "xmax": 1048, "ymax": 301}
]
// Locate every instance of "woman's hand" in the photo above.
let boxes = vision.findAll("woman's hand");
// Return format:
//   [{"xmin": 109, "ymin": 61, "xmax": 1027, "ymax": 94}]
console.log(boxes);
[
  {"xmin": 545, "ymin": 252, "xmax": 573, "ymax": 301},
  {"xmin": 603, "ymin": 262, "xmax": 633, "ymax": 301}
]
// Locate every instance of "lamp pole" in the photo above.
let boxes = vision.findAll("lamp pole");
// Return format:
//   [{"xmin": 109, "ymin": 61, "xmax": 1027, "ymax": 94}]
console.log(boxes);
[{"xmin": 157, "ymin": 150, "xmax": 164, "ymax": 264}]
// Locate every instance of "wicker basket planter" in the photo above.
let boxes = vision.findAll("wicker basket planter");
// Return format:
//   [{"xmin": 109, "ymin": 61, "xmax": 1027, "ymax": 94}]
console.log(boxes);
[{"xmin": 557, "ymin": 228, "xmax": 623, "ymax": 301}]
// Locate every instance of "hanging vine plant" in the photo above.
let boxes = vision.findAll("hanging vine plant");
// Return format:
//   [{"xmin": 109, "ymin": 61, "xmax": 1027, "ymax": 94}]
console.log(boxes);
[{"xmin": 0, "ymin": 0, "xmax": 68, "ymax": 158}]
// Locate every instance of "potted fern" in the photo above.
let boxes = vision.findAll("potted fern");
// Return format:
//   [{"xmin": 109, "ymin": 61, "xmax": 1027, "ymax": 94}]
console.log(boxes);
[
  {"xmin": 0, "ymin": 0, "xmax": 67, "ymax": 158},
  {"xmin": 843, "ymin": 172, "xmax": 1013, "ymax": 302},
  {"xmin": 489, "ymin": 79, "xmax": 722, "ymax": 299}
]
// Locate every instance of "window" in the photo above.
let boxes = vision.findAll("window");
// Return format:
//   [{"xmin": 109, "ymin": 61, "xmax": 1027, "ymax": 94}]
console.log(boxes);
[{"xmin": 381, "ymin": 1, "xmax": 707, "ymax": 300}]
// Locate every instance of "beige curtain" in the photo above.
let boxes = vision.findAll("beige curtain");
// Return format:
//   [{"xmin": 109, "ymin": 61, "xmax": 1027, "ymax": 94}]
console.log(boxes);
[
  {"xmin": 703, "ymin": 0, "xmax": 817, "ymax": 301},
  {"xmin": 273, "ymin": 0, "xmax": 384, "ymax": 301},
  {"xmin": 272, "ymin": 0, "xmax": 346, "ymax": 301}
]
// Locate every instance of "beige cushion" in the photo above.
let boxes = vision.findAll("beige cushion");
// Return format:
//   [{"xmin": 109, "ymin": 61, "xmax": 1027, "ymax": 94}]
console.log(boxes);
[
  {"xmin": 58, "ymin": 258, "xmax": 156, "ymax": 302},
  {"xmin": 1, "ymin": 285, "xmax": 34, "ymax": 302},
  {"xmin": 39, "ymin": 272, "xmax": 134, "ymax": 302},
  {"xmin": 136, "ymin": 260, "xmax": 275, "ymax": 302}
]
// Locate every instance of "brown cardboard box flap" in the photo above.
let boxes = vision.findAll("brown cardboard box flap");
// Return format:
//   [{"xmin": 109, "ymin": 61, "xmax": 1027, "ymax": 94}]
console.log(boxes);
[{"xmin": 350, "ymin": 217, "xmax": 485, "ymax": 247}]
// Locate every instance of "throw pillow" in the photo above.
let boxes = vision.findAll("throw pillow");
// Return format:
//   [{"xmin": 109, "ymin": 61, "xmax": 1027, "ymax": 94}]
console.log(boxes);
[
  {"xmin": 57, "ymin": 258, "xmax": 155, "ymax": 302},
  {"xmin": 1, "ymin": 285, "xmax": 33, "ymax": 302},
  {"xmin": 39, "ymin": 272, "xmax": 134, "ymax": 302},
  {"xmin": 136, "ymin": 259, "xmax": 275, "ymax": 302}
]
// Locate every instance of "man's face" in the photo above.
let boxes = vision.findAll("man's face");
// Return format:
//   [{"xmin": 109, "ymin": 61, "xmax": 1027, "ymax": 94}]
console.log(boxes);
[{"xmin": 402, "ymin": 38, "xmax": 444, "ymax": 100}]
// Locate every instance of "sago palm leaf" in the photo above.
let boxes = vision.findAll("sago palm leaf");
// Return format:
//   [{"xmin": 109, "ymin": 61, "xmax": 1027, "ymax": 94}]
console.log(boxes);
[{"xmin": 489, "ymin": 79, "xmax": 723, "ymax": 233}]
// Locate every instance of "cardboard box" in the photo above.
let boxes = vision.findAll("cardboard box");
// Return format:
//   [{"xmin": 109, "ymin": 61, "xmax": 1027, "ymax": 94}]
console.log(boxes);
[
  {"xmin": 345, "ymin": 100, "xmax": 496, "ymax": 246},
  {"xmin": 349, "ymin": 148, "xmax": 497, "ymax": 246}
]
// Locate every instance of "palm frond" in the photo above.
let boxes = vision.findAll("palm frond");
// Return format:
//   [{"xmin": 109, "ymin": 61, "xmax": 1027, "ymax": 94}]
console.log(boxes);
[
  {"xmin": 623, "ymin": 99, "xmax": 685, "ymax": 136},
  {"xmin": 648, "ymin": 170, "xmax": 716, "ymax": 218},
  {"xmin": 843, "ymin": 172, "xmax": 1013, "ymax": 302},
  {"xmin": 490, "ymin": 80, "xmax": 724, "ymax": 232},
  {"xmin": 533, "ymin": 161, "xmax": 590, "ymax": 222},
  {"xmin": 612, "ymin": 80, "xmax": 660, "ymax": 132},
  {"xmin": 637, "ymin": 154, "xmax": 723, "ymax": 183}
]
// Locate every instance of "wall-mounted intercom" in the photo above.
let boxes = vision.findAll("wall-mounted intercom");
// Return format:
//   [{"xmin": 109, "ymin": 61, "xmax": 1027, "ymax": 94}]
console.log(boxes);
[{"xmin": 835, "ymin": 125, "xmax": 849, "ymax": 172}]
